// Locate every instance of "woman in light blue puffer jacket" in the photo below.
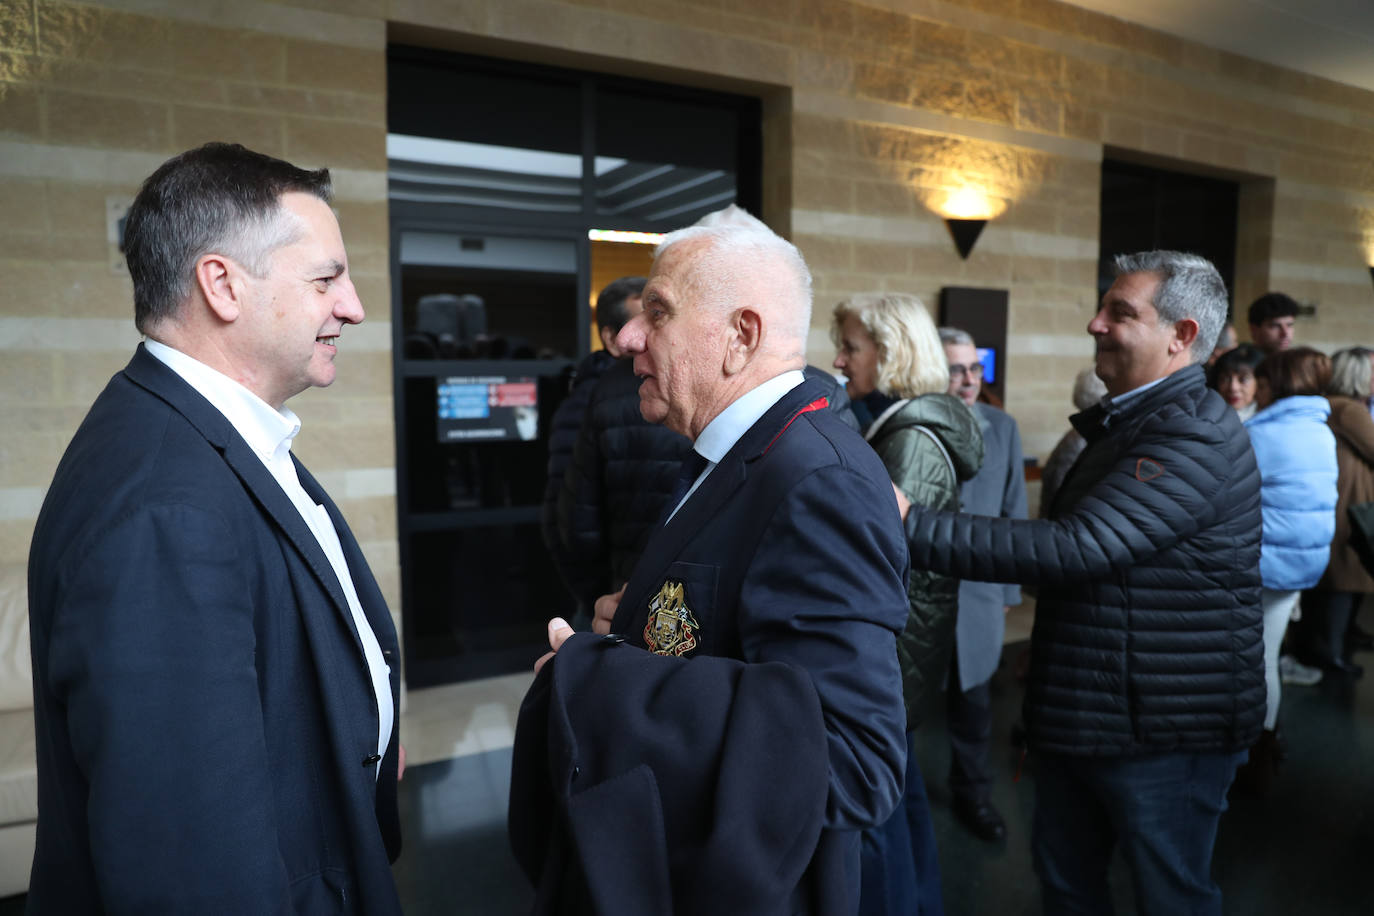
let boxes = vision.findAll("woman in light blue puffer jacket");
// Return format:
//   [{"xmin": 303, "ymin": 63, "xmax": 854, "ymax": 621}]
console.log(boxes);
[{"xmin": 1240, "ymin": 347, "xmax": 1338, "ymax": 791}]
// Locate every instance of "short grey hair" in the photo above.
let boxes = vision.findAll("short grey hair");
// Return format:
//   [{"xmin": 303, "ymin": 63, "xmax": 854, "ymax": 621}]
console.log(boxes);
[
  {"xmin": 654, "ymin": 222, "xmax": 813, "ymax": 356},
  {"xmin": 938, "ymin": 326, "xmax": 975, "ymax": 348},
  {"xmin": 1112, "ymin": 250, "xmax": 1228, "ymax": 364},
  {"xmin": 1072, "ymin": 367, "xmax": 1108, "ymax": 410},
  {"xmin": 1329, "ymin": 347, "xmax": 1373, "ymax": 399}
]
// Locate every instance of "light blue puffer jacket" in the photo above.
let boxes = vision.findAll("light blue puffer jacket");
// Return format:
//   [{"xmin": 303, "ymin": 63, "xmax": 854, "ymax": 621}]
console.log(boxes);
[{"xmin": 1244, "ymin": 395, "xmax": 1338, "ymax": 590}]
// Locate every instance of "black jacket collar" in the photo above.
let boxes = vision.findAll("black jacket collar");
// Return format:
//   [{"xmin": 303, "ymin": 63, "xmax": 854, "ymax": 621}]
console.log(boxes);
[{"xmin": 1071, "ymin": 364, "xmax": 1206, "ymax": 440}]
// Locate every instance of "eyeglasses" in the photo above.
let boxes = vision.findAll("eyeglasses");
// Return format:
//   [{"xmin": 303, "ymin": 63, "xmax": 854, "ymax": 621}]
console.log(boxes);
[{"xmin": 948, "ymin": 362, "xmax": 984, "ymax": 381}]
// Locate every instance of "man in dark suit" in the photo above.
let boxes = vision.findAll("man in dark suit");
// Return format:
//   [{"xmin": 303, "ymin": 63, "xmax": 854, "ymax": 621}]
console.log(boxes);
[
  {"xmin": 27, "ymin": 143, "xmax": 403, "ymax": 913},
  {"xmin": 939, "ymin": 326, "xmax": 1028, "ymax": 843},
  {"xmin": 510, "ymin": 219, "xmax": 910, "ymax": 914}
]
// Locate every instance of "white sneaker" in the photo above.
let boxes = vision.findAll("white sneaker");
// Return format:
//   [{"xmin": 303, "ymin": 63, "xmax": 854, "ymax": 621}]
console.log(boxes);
[{"xmin": 1279, "ymin": 654, "xmax": 1323, "ymax": 686}]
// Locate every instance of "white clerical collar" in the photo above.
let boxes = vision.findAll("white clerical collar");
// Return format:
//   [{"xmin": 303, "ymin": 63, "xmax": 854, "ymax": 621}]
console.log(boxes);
[
  {"xmin": 144, "ymin": 339, "xmax": 301, "ymax": 466},
  {"xmin": 693, "ymin": 369, "xmax": 806, "ymax": 464}
]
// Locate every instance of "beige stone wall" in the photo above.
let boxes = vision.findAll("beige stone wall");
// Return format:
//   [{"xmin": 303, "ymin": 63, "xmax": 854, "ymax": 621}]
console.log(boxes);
[
  {"xmin": 4, "ymin": 0, "xmax": 1374, "ymax": 601},
  {"xmin": 0, "ymin": 0, "xmax": 396, "ymax": 613}
]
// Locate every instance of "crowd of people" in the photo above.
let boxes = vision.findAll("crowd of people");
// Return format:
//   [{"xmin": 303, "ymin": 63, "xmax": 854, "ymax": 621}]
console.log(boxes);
[
  {"xmin": 1202, "ymin": 298, "xmax": 1374, "ymax": 795},
  {"xmin": 25, "ymin": 139, "xmax": 1369, "ymax": 915},
  {"xmin": 537, "ymin": 211, "xmax": 1369, "ymax": 914}
]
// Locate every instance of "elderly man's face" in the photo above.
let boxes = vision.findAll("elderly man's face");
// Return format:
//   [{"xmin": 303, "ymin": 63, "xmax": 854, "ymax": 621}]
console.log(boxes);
[
  {"xmin": 1088, "ymin": 271, "xmax": 1181, "ymax": 398},
  {"xmin": 232, "ymin": 192, "xmax": 364, "ymax": 409},
  {"xmin": 944, "ymin": 341, "xmax": 982, "ymax": 407},
  {"xmin": 614, "ymin": 241, "xmax": 729, "ymax": 439}
]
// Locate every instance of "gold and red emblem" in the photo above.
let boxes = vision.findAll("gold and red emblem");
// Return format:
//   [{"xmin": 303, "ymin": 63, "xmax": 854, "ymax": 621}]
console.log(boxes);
[{"xmin": 644, "ymin": 579, "xmax": 700, "ymax": 657}]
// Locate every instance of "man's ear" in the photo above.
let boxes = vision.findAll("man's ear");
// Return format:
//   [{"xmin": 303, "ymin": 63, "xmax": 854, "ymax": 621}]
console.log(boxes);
[
  {"xmin": 194, "ymin": 253, "xmax": 244, "ymax": 324},
  {"xmin": 723, "ymin": 307, "xmax": 763, "ymax": 375},
  {"xmin": 1171, "ymin": 317, "xmax": 1200, "ymax": 356}
]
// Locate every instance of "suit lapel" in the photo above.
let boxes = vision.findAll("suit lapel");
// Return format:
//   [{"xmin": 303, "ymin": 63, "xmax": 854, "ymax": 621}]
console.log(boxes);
[
  {"xmin": 298, "ymin": 462, "xmax": 400, "ymax": 656},
  {"xmin": 123, "ymin": 345, "xmax": 367, "ymax": 648},
  {"xmin": 614, "ymin": 378, "xmax": 829, "ymax": 630}
]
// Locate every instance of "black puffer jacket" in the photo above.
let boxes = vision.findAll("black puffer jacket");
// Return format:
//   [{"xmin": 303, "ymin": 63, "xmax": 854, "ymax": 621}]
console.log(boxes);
[
  {"xmin": 907, "ymin": 365, "xmax": 1265, "ymax": 756},
  {"xmin": 557, "ymin": 365, "xmax": 859, "ymax": 609},
  {"xmin": 540, "ymin": 350, "xmax": 616, "ymax": 606},
  {"xmin": 865, "ymin": 393, "xmax": 982, "ymax": 730}
]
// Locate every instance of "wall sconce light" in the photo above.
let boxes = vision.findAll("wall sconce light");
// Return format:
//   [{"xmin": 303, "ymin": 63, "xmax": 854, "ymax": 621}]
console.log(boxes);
[
  {"xmin": 945, "ymin": 219, "xmax": 987, "ymax": 260},
  {"xmin": 937, "ymin": 186, "xmax": 1000, "ymax": 260}
]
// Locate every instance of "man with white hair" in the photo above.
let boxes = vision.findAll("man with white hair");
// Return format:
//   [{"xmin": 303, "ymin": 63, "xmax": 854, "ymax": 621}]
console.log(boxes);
[{"xmin": 510, "ymin": 220, "xmax": 910, "ymax": 914}]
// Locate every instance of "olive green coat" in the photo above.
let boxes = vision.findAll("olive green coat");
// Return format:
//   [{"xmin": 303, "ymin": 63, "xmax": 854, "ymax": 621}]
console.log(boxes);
[{"xmin": 865, "ymin": 393, "xmax": 984, "ymax": 730}]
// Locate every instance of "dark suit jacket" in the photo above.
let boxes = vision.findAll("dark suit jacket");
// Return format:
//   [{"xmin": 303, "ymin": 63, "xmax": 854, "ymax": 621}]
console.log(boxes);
[
  {"xmin": 27, "ymin": 345, "xmax": 403, "ymax": 914},
  {"xmin": 510, "ymin": 376, "xmax": 909, "ymax": 915}
]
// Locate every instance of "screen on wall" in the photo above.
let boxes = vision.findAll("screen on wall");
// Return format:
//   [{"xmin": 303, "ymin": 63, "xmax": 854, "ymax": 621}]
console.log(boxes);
[
  {"xmin": 436, "ymin": 376, "xmax": 539, "ymax": 442},
  {"xmin": 977, "ymin": 347, "xmax": 997, "ymax": 385}
]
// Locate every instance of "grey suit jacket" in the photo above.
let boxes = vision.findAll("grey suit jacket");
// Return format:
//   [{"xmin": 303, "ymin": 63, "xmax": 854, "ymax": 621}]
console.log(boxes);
[{"xmin": 953, "ymin": 402, "xmax": 1027, "ymax": 690}]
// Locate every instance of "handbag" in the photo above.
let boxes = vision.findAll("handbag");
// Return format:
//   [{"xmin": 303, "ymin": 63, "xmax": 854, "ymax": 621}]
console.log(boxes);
[{"xmin": 1347, "ymin": 501, "xmax": 1374, "ymax": 577}]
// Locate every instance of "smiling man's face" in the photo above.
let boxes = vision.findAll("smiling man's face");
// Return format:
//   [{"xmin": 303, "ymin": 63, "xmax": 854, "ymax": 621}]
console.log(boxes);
[
  {"xmin": 233, "ymin": 192, "xmax": 364, "ymax": 409},
  {"xmin": 1088, "ymin": 271, "xmax": 1181, "ymax": 398}
]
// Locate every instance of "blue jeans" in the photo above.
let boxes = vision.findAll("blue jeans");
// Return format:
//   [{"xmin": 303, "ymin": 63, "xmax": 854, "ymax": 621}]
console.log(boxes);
[
  {"xmin": 1032, "ymin": 750, "xmax": 1245, "ymax": 916},
  {"xmin": 859, "ymin": 734, "xmax": 943, "ymax": 916}
]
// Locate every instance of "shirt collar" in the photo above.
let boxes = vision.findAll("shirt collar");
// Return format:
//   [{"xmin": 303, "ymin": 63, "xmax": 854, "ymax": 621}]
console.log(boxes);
[
  {"xmin": 144, "ymin": 338, "xmax": 301, "ymax": 464},
  {"xmin": 1101, "ymin": 374, "xmax": 1168, "ymax": 411},
  {"xmin": 693, "ymin": 369, "xmax": 806, "ymax": 465}
]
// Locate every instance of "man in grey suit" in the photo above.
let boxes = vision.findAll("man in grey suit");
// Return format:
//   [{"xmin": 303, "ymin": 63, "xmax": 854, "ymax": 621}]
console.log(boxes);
[{"xmin": 940, "ymin": 327, "xmax": 1028, "ymax": 842}]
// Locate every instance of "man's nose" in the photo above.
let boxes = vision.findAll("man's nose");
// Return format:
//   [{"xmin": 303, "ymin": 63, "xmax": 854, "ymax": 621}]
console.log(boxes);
[
  {"xmin": 833, "ymin": 352, "xmax": 845, "ymax": 370},
  {"xmin": 1086, "ymin": 309, "xmax": 1107, "ymax": 335},
  {"xmin": 615, "ymin": 314, "xmax": 646, "ymax": 354},
  {"xmin": 336, "ymin": 278, "xmax": 364, "ymax": 325}
]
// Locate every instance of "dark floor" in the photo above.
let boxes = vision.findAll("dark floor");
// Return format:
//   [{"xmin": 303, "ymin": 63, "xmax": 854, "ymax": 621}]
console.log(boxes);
[
  {"xmin": 391, "ymin": 631, "xmax": 1374, "ymax": 916},
  {"xmin": 4, "ymin": 632, "xmax": 1369, "ymax": 914}
]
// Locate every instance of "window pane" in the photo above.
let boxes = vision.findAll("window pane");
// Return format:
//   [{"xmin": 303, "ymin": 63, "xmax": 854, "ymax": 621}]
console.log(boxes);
[{"xmin": 594, "ymin": 86, "xmax": 742, "ymax": 225}]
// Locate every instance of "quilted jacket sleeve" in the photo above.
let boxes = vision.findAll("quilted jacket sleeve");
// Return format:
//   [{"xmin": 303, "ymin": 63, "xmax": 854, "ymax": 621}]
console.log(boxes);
[{"xmin": 906, "ymin": 405, "xmax": 1234, "ymax": 586}]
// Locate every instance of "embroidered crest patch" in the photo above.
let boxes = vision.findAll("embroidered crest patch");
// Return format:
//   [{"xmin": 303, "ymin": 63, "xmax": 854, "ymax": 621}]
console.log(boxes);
[{"xmin": 644, "ymin": 579, "xmax": 700, "ymax": 657}]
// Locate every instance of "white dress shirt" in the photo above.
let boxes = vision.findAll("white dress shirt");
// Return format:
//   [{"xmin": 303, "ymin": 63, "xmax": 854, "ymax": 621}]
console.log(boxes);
[
  {"xmin": 665, "ymin": 369, "xmax": 806, "ymax": 523},
  {"xmin": 144, "ymin": 340, "xmax": 393, "ymax": 772}
]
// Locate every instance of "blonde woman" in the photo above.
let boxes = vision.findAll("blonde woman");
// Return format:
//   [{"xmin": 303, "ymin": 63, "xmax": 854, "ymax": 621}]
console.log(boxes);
[{"xmin": 832, "ymin": 292, "xmax": 983, "ymax": 916}]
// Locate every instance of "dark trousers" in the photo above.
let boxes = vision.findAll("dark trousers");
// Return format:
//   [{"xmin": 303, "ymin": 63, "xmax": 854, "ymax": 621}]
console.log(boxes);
[
  {"xmin": 946, "ymin": 650, "xmax": 993, "ymax": 805},
  {"xmin": 1031, "ymin": 750, "xmax": 1244, "ymax": 916},
  {"xmin": 1294, "ymin": 589, "xmax": 1363, "ymax": 667},
  {"xmin": 858, "ymin": 733, "xmax": 944, "ymax": 916}
]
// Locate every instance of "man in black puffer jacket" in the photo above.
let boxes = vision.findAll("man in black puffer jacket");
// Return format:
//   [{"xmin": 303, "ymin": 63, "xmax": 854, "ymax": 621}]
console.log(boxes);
[
  {"xmin": 903, "ymin": 251, "xmax": 1263, "ymax": 916},
  {"xmin": 540, "ymin": 276, "xmax": 645, "ymax": 612}
]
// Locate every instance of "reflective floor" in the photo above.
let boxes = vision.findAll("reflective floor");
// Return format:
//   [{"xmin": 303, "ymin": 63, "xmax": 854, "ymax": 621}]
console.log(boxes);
[
  {"xmin": 4, "ymin": 603, "xmax": 1369, "ymax": 914},
  {"xmin": 392, "ymin": 613, "xmax": 1374, "ymax": 915}
]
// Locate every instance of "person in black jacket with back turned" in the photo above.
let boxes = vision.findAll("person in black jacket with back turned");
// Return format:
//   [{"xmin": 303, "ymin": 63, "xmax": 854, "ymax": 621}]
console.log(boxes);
[
  {"xmin": 901, "ymin": 250, "xmax": 1264, "ymax": 916},
  {"xmin": 540, "ymin": 275, "xmax": 644, "ymax": 616}
]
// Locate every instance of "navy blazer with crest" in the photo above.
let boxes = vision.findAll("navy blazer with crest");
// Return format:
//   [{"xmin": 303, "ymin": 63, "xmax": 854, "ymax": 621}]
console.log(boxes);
[
  {"xmin": 510, "ymin": 375, "xmax": 910, "ymax": 915},
  {"xmin": 27, "ymin": 344, "xmax": 402, "ymax": 913}
]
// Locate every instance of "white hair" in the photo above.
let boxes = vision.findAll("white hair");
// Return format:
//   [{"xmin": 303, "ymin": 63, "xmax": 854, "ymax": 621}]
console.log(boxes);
[
  {"xmin": 1072, "ymin": 367, "xmax": 1108, "ymax": 410},
  {"xmin": 654, "ymin": 221, "xmax": 813, "ymax": 357},
  {"xmin": 938, "ymin": 326, "xmax": 976, "ymax": 348}
]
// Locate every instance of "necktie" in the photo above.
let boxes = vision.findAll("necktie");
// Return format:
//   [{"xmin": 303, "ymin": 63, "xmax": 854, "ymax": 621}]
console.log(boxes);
[{"xmin": 665, "ymin": 449, "xmax": 709, "ymax": 523}]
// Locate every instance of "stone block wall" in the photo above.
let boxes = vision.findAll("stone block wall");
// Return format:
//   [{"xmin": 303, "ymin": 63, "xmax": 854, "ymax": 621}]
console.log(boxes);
[
  {"xmin": 0, "ymin": 0, "xmax": 396, "ymax": 611},
  {"xmin": 4, "ymin": 0, "xmax": 1374, "ymax": 611}
]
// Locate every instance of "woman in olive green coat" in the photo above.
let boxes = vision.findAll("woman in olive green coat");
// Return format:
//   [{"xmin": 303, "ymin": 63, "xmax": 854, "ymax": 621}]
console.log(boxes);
[{"xmin": 832, "ymin": 292, "xmax": 983, "ymax": 916}]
